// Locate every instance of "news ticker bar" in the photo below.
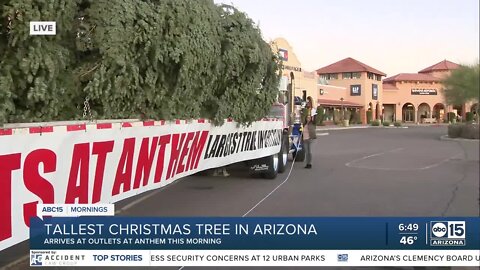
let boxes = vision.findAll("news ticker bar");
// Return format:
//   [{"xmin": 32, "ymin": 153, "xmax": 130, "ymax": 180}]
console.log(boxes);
[
  {"xmin": 30, "ymin": 250, "xmax": 480, "ymax": 267},
  {"xmin": 30, "ymin": 217, "xmax": 480, "ymax": 250}
]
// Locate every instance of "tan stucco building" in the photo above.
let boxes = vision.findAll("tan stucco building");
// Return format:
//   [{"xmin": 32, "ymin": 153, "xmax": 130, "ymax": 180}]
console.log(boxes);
[
  {"xmin": 272, "ymin": 37, "xmax": 478, "ymax": 124},
  {"xmin": 270, "ymin": 38, "xmax": 318, "ymax": 104},
  {"xmin": 383, "ymin": 60, "xmax": 477, "ymax": 123},
  {"xmin": 316, "ymin": 57, "xmax": 386, "ymax": 124},
  {"xmin": 316, "ymin": 58, "xmax": 478, "ymax": 124}
]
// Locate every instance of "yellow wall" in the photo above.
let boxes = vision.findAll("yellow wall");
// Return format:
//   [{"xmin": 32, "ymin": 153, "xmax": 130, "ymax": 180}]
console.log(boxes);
[
  {"xmin": 325, "ymin": 74, "xmax": 383, "ymax": 107},
  {"xmin": 383, "ymin": 81, "xmax": 446, "ymax": 122},
  {"xmin": 271, "ymin": 38, "xmax": 318, "ymax": 105},
  {"xmin": 383, "ymin": 77, "xmax": 478, "ymax": 123},
  {"xmin": 320, "ymin": 73, "xmax": 384, "ymax": 122}
]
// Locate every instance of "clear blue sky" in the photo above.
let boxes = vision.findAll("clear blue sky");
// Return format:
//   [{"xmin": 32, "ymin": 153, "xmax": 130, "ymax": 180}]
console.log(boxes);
[{"xmin": 214, "ymin": 0, "xmax": 479, "ymax": 77}]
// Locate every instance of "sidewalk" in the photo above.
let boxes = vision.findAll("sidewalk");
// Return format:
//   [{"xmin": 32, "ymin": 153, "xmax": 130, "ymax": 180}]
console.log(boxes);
[
  {"xmin": 315, "ymin": 124, "xmax": 371, "ymax": 131},
  {"xmin": 315, "ymin": 124, "xmax": 407, "ymax": 131},
  {"xmin": 315, "ymin": 123, "xmax": 449, "ymax": 131}
]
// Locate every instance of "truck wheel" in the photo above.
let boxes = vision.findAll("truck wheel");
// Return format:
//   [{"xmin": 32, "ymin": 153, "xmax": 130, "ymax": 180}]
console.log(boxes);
[
  {"xmin": 277, "ymin": 135, "xmax": 288, "ymax": 173},
  {"xmin": 263, "ymin": 153, "xmax": 279, "ymax": 179}
]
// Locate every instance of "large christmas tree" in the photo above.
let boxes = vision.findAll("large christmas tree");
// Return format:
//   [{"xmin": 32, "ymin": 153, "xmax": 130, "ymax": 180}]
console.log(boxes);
[{"xmin": 0, "ymin": 0, "xmax": 280, "ymax": 125}]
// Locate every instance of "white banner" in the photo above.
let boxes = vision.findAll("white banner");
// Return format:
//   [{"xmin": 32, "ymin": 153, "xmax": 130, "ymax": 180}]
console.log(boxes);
[
  {"xmin": 0, "ymin": 119, "xmax": 282, "ymax": 251},
  {"xmin": 30, "ymin": 250, "xmax": 480, "ymax": 267}
]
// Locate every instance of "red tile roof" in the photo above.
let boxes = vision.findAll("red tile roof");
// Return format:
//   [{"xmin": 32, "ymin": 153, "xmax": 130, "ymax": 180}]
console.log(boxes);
[
  {"xmin": 418, "ymin": 60, "xmax": 460, "ymax": 73},
  {"xmin": 316, "ymin": 57, "xmax": 386, "ymax": 76},
  {"xmin": 382, "ymin": 83, "xmax": 399, "ymax": 90},
  {"xmin": 317, "ymin": 98, "xmax": 363, "ymax": 108},
  {"xmin": 383, "ymin": 73, "xmax": 440, "ymax": 83}
]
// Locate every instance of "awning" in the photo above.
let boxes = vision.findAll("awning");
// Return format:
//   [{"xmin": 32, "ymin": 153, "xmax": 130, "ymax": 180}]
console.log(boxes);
[{"xmin": 317, "ymin": 99, "xmax": 364, "ymax": 108}]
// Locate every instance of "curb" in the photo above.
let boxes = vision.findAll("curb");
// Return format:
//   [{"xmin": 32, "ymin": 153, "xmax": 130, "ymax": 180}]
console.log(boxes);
[
  {"xmin": 315, "ymin": 126, "xmax": 409, "ymax": 131},
  {"xmin": 440, "ymin": 135, "xmax": 480, "ymax": 141},
  {"xmin": 382, "ymin": 126, "xmax": 408, "ymax": 129},
  {"xmin": 315, "ymin": 126, "xmax": 371, "ymax": 131}
]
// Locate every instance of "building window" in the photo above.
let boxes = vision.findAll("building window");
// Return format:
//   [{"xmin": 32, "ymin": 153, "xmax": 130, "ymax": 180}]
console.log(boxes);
[
  {"xmin": 350, "ymin": 84, "xmax": 361, "ymax": 96},
  {"xmin": 342, "ymin": 72, "xmax": 361, "ymax": 79},
  {"xmin": 375, "ymin": 74, "xmax": 382, "ymax": 81},
  {"xmin": 367, "ymin": 72, "xmax": 374, "ymax": 79},
  {"xmin": 319, "ymin": 73, "xmax": 338, "ymax": 80}
]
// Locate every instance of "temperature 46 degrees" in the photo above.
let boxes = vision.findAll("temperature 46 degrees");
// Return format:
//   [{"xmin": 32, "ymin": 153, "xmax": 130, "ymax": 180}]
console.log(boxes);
[{"xmin": 400, "ymin": 236, "xmax": 418, "ymax": 245}]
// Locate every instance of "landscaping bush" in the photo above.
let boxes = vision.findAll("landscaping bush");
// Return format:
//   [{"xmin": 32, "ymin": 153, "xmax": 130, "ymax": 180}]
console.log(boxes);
[
  {"xmin": 333, "ymin": 110, "xmax": 341, "ymax": 122},
  {"xmin": 447, "ymin": 112, "xmax": 456, "ymax": 123},
  {"xmin": 394, "ymin": 121, "xmax": 402, "ymax": 127},
  {"xmin": 460, "ymin": 123, "xmax": 479, "ymax": 139},
  {"xmin": 382, "ymin": 121, "xmax": 391, "ymax": 126},
  {"xmin": 351, "ymin": 110, "xmax": 360, "ymax": 124},
  {"xmin": 466, "ymin": 112, "xmax": 474, "ymax": 122},
  {"xmin": 448, "ymin": 124, "xmax": 462, "ymax": 138},
  {"xmin": 366, "ymin": 110, "xmax": 373, "ymax": 124},
  {"xmin": 344, "ymin": 110, "xmax": 352, "ymax": 122},
  {"xmin": 315, "ymin": 106, "xmax": 325, "ymax": 126},
  {"xmin": 371, "ymin": 120, "xmax": 380, "ymax": 126}
]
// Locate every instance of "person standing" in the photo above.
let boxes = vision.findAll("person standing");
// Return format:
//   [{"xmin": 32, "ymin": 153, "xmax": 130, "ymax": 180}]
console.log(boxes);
[{"xmin": 302, "ymin": 97, "xmax": 317, "ymax": 169}]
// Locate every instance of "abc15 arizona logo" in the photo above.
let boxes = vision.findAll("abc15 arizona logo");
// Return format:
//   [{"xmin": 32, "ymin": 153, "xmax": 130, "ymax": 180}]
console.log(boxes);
[{"xmin": 429, "ymin": 221, "xmax": 466, "ymax": 246}]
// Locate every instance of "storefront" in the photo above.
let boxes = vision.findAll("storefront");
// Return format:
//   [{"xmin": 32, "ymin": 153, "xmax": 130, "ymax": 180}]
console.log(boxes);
[
  {"xmin": 316, "ymin": 84, "xmax": 364, "ymax": 124},
  {"xmin": 382, "ymin": 60, "xmax": 473, "ymax": 123}
]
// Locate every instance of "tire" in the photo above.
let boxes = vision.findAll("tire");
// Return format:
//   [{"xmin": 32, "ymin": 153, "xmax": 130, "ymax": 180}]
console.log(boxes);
[
  {"xmin": 292, "ymin": 137, "xmax": 305, "ymax": 162},
  {"xmin": 293, "ymin": 148, "xmax": 305, "ymax": 162},
  {"xmin": 277, "ymin": 134, "xmax": 288, "ymax": 173},
  {"xmin": 263, "ymin": 154, "xmax": 279, "ymax": 179}
]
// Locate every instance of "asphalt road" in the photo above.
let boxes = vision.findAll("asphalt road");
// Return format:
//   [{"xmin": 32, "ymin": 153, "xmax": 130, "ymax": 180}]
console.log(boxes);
[{"xmin": 1, "ymin": 125, "xmax": 479, "ymax": 270}]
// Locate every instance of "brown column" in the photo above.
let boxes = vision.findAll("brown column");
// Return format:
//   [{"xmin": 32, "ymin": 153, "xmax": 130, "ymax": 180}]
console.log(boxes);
[{"xmin": 360, "ymin": 108, "xmax": 366, "ymax": 124}]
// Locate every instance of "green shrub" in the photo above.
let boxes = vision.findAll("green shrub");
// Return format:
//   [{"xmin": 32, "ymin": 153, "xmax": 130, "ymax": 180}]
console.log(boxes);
[
  {"xmin": 344, "ymin": 110, "xmax": 352, "ymax": 122},
  {"xmin": 371, "ymin": 120, "xmax": 380, "ymax": 126},
  {"xmin": 460, "ymin": 123, "xmax": 479, "ymax": 139},
  {"xmin": 447, "ymin": 112, "xmax": 456, "ymax": 122},
  {"xmin": 315, "ymin": 106, "xmax": 325, "ymax": 125},
  {"xmin": 466, "ymin": 112, "xmax": 474, "ymax": 122},
  {"xmin": 351, "ymin": 110, "xmax": 360, "ymax": 124},
  {"xmin": 448, "ymin": 124, "xmax": 462, "ymax": 138},
  {"xmin": 394, "ymin": 121, "xmax": 402, "ymax": 127},
  {"xmin": 333, "ymin": 110, "xmax": 341, "ymax": 122},
  {"xmin": 366, "ymin": 110, "xmax": 373, "ymax": 124},
  {"xmin": 382, "ymin": 121, "xmax": 391, "ymax": 126}
]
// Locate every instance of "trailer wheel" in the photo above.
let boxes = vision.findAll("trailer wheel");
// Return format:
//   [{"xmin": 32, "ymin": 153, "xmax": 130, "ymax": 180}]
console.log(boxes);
[
  {"xmin": 277, "ymin": 134, "xmax": 288, "ymax": 173},
  {"xmin": 263, "ymin": 153, "xmax": 279, "ymax": 179},
  {"xmin": 293, "ymin": 148, "xmax": 305, "ymax": 162},
  {"xmin": 293, "ymin": 139, "xmax": 306, "ymax": 162}
]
